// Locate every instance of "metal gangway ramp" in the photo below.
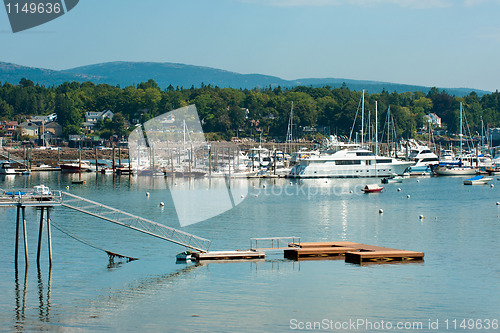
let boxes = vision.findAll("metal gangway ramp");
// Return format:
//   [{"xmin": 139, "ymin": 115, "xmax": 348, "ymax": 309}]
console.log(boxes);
[{"xmin": 60, "ymin": 192, "xmax": 211, "ymax": 253}]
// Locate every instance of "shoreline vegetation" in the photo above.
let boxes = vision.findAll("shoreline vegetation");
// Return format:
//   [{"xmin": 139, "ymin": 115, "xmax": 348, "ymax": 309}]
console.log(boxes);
[{"xmin": 0, "ymin": 79, "xmax": 499, "ymax": 144}]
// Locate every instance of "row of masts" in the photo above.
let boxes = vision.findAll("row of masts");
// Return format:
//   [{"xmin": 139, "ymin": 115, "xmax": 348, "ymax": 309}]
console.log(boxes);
[{"xmin": 351, "ymin": 92, "xmax": 493, "ymax": 159}]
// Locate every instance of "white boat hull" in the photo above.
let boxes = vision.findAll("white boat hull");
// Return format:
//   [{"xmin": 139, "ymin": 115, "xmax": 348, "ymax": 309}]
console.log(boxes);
[
  {"xmin": 289, "ymin": 161, "xmax": 411, "ymax": 178},
  {"xmin": 434, "ymin": 167, "xmax": 477, "ymax": 176}
]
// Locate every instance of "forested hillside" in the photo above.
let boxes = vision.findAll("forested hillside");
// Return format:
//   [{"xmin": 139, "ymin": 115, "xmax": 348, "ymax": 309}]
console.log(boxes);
[{"xmin": 0, "ymin": 78, "xmax": 498, "ymax": 140}]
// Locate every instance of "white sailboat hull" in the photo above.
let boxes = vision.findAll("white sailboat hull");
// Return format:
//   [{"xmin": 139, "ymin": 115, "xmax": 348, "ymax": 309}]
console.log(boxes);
[{"xmin": 434, "ymin": 167, "xmax": 476, "ymax": 176}]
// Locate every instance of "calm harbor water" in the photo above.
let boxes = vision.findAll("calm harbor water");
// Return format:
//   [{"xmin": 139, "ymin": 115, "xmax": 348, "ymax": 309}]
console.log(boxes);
[{"xmin": 1, "ymin": 172, "xmax": 499, "ymax": 332}]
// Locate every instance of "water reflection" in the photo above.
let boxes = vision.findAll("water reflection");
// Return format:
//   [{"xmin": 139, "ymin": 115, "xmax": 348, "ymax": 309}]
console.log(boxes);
[{"xmin": 13, "ymin": 266, "xmax": 52, "ymax": 330}]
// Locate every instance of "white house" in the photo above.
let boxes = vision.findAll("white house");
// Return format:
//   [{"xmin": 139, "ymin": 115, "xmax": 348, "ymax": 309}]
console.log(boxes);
[
  {"xmin": 84, "ymin": 110, "xmax": 114, "ymax": 132},
  {"xmin": 424, "ymin": 113, "xmax": 441, "ymax": 128}
]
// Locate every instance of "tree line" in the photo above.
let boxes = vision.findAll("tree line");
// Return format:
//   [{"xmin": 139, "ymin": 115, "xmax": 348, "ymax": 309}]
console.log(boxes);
[{"xmin": 0, "ymin": 78, "xmax": 499, "ymax": 141}]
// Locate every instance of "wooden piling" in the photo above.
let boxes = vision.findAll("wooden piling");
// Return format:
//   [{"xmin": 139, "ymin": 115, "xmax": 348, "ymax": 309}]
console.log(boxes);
[
  {"xmin": 37, "ymin": 207, "xmax": 45, "ymax": 266},
  {"xmin": 22, "ymin": 207, "xmax": 28, "ymax": 268},
  {"xmin": 112, "ymin": 147, "xmax": 115, "ymax": 173},
  {"xmin": 95, "ymin": 147, "xmax": 98, "ymax": 173},
  {"xmin": 47, "ymin": 209, "xmax": 52, "ymax": 267},
  {"xmin": 15, "ymin": 205, "xmax": 20, "ymax": 266}
]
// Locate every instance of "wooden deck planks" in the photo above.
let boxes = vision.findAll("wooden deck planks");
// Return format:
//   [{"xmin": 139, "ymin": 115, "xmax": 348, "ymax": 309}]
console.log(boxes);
[
  {"xmin": 284, "ymin": 247, "xmax": 358, "ymax": 260},
  {"xmin": 286, "ymin": 241, "xmax": 424, "ymax": 264},
  {"xmin": 345, "ymin": 250, "xmax": 424, "ymax": 264}
]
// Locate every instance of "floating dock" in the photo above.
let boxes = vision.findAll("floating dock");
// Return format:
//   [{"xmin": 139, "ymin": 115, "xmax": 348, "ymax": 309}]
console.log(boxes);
[
  {"xmin": 284, "ymin": 241, "xmax": 424, "ymax": 264},
  {"xmin": 190, "ymin": 239, "xmax": 423, "ymax": 265},
  {"xmin": 192, "ymin": 250, "xmax": 265, "ymax": 261}
]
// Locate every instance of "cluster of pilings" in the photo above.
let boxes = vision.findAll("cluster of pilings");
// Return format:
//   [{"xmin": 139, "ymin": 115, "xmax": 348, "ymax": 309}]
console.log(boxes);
[{"xmin": 15, "ymin": 205, "xmax": 53, "ymax": 269}]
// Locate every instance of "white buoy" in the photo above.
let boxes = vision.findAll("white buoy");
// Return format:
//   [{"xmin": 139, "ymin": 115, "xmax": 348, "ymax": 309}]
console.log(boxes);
[
  {"xmin": 379, "ymin": 209, "xmax": 384, "ymax": 214},
  {"xmin": 407, "ymin": 194, "xmax": 411, "ymax": 199},
  {"xmin": 290, "ymin": 182, "xmax": 293, "ymax": 185},
  {"xmin": 496, "ymin": 202, "xmax": 500, "ymax": 205},
  {"xmin": 397, "ymin": 188, "xmax": 401, "ymax": 192},
  {"xmin": 146, "ymin": 192, "xmax": 150, "ymax": 197},
  {"xmin": 240, "ymin": 195, "xmax": 245, "ymax": 199},
  {"xmin": 491, "ymin": 184, "xmax": 494, "ymax": 188},
  {"xmin": 254, "ymin": 194, "xmax": 259, "ymax": 198},
  {"xmin": 419, "ymin": 215, "xmax": 424, "ymax": 219},
  {"xmin": 159, "ymin": 202, "xmax": 165, "ymax": 207},
  {"xmin": 349, "ymin": 190, "xmax": 353, "ymax": 194},
  {"xmin": 417, "ymin": 180, "xmax": 420, "ymax": 183},
  {"xmin": 263, "ymin": 184, "xmax": 266, "ymax": 188}
]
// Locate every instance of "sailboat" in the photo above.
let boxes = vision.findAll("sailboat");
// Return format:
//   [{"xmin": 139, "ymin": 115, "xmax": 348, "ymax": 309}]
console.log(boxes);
[{"xmin": 434, "ymin": 102, "xmax": 476, "ymax": 176}]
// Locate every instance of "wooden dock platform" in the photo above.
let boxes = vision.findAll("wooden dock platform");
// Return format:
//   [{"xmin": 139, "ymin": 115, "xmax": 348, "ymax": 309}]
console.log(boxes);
[
  {"xmin": 284, "ymin": 241, "xmax": 423, "ymax": 264},
  {"xmin": 192, "ymin": 250, "xmax": 265, "ymax": 261}
]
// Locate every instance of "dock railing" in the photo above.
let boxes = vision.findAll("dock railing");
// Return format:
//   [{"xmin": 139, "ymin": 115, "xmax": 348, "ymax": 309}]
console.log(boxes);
[
  {"xmin": 60, "ymin": 191, "xmax": 211, "ymax": 253},
  {"xmin": 250, "ymin": 237, "xmax": 301, "ymax": 251},
  {"xmin": 0, "ymin": 188, "xmax": 63, "ymax": 207}
]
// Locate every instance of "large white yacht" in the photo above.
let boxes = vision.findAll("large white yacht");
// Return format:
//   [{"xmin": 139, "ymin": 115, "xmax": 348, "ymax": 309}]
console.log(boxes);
[
  {"xmin": 288, "ymin": 148, "xmax": 412, "ymax": 178},
  {"xmin": 405, "ymin": 145, "xmax": 439, "ymax": 175}
]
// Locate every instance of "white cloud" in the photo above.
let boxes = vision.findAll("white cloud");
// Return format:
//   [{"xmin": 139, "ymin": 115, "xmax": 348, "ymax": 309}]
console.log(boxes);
[
  {"xmin": 239, "ymin": 0, "xmax": 453, "ymax": 9},
  {"xmin": 463, "ymin": 0, "xmax": 500, "ymax": 6}
]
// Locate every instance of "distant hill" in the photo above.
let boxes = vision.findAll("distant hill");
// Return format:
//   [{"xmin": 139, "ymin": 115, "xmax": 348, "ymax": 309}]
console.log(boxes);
[
  {"xmin": 0, "ymin": 61, "xmax": 491, "ymax": 97},
  {"xmin": 0, "ymin": 61, "xmax": 101, "ymax": 86}
]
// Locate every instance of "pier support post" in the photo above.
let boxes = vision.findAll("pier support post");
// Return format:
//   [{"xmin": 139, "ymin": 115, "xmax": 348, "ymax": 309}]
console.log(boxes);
[
  {"xmin": 47, "ymin": 209, "xmax": 53, "ymax": 267},
  {"xmin": 37, "ymin": 207, "xmax": 45, "ymax": 266},
  {"xmin": 15, "ymin": 205, "xmax": 21, "ymax": 266},
  {"xmin": 22, "ymin": 206, "xmax": 28, "ymax": 268}
]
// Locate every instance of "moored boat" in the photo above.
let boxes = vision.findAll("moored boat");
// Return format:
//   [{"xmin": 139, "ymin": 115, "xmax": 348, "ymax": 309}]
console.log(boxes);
[
  {"xmin": 288, "ymin": 148, "xmax": 412, "ymax": 178},
  {"xmin": 60, "ymin": 161, "xmax": 91, "ymax": 173},
  {"xmin": 362, "ymin": 184, "xmax": 384, "ymax": 193},
  {"xmin": 434, "ymin": 165, "xmax": 477, "ymax": 176},
  {"xmin": 463, "ymin": 175, "xmax": 492, "ymax": 185},
  {"xmin": 381, "ymin": 174, "xmax": 403, "ymax": 184},
  {"xmin": 0, "ymin": 162, "xmax": 16, "ymax": 175}
]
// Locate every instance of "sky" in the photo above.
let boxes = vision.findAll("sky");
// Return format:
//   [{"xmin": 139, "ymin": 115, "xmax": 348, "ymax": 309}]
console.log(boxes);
[{"xmin": 1, "ymin": 0, "xmax": 500, "ymax": 92}]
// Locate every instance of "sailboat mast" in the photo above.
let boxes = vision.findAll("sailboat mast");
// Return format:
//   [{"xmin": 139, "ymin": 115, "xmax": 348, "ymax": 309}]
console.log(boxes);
[
  {"xmin": 428, "ymin": 114, "xmax": 431, "ymax": 149},
  {"xmin": 481, "ymin": 116, "xmax": 484, "ymax": 152},
  {"xmin": 375, "ymin": 101, "xmax": 378, "ymax": 155},
  {"xmin": 183, "ymin": 120, "xmax": 186, "ymax": 152},
  {"xmin": 361, "ymin": 90, "xmax": 365, "ymax": 147},
  {"xmin": 460, "ymin": 102, "xmax": 463, "ymax": 158},
  {"xmin": 287, "ymin": 101, "xmax": 294, "ymax": 155},
  {"xmin": 387, "ymin": 106, "xmax": 390, "ymax": 156}
]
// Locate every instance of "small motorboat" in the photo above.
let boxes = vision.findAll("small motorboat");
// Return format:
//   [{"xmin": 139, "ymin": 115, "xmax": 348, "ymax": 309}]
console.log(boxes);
[
  {"xmin": 381, "ymin": 174, "xmax": 403, "ymax": 184},
  {"xmin": 362, "ymin": 184, "xmax": 384, "ymax": 193},
  {"xmin": 60, "ymin": 161, "xmax": 91, "ymax": 173},
  {"xmin": 176, "ymin": 250, "xmax": 193, "ymax": 261},
  {"xmin": 463, "ymin": 175, "xmax": 492, "ymax": 185},
  {"xmin": 32, "ymin": 185, "xmax": 53, "ymax": 201},
  {"xmin": 0, "ymin": 162, "xmax": 17, "ymax": 175}
]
